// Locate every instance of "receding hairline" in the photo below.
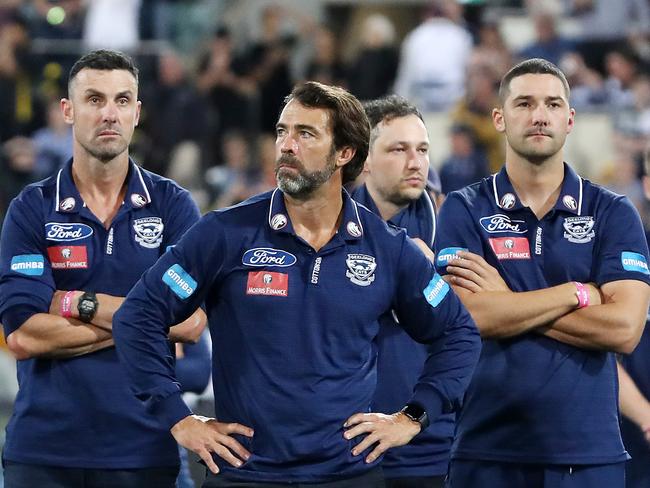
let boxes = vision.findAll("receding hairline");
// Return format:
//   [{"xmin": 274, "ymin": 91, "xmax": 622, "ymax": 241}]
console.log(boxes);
[{"xmin": 67, "ymin": 67, "xmax": 139, "ymax": 96}]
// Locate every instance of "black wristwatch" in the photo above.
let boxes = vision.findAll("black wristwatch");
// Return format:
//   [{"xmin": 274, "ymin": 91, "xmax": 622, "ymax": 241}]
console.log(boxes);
[
  {"xmin": 401, "ymin": 403, "xmax": 429, "ymax": 429},
  {"xmin": 77, "ymin": 291, "xmax": 99, "ymax": 323}
]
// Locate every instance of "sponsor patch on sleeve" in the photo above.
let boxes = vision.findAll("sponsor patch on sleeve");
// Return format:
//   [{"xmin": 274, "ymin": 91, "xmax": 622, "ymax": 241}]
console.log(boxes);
[
  {"xmin": 10, "ymin": 254, "xmax": 45, "ymax": 276},
  {"xmin": 621, "ymin": 252, "xmax": 650, "ymax": 275},
  {"xmin": 423, "ymin": 273, "xmax": 450, "ymax": 308},
  {"xmin": 436, "ymin": 247, "xmax": 467, "ymax": 267},
  {"xmin": 162, "ymin": 264, "xmax": 197, "ymax": 299}
]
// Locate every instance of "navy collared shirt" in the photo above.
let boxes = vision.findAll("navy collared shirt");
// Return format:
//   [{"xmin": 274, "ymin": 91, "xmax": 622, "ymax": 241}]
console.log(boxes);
[
  {"xmin": 353, "ymin": 184, "xmax": 453, "ymax": 478},
  {"xmin": 0, "ymin": 158, "xmax": 200, "ymax": 468},
  {"xmin": 436, "ymin": 163, "xmax": 650, "ymax": 465},
  {"xmin": 113, "ymin": 188, "xmax": 480, "ymax": 483}
]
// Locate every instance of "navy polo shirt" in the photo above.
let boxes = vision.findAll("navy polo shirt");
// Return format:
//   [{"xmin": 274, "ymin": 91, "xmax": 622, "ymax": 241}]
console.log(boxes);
[
  {"xmin": 113, "ymin": 188, "xmax": 481, "ymax": 483},
  {"xmin": 435, "ymin": 163, "xmax": 650, "ymax": 465},
  {"xmin": 353, "ymin": 184, "xmax": 453, "ymax": 478},
  {"xmin": 0, "ymin": 158, "xmax": 200, "ymax": 468}
]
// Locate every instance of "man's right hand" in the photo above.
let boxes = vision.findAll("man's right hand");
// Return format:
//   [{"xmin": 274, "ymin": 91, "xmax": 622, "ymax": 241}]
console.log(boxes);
[{"xmin": 171, "ymin": 415, "xmax": 254, "ymax": 474}]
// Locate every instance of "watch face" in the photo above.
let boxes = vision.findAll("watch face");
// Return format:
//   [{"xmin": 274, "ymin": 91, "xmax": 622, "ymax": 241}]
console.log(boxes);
[
  {"xmin": 79, "ymin": 299, "xmax": 93, "ymax": 312},
  {"xmin": 404, "ymin": 404, "xmax": 426, "ymax": 422}
]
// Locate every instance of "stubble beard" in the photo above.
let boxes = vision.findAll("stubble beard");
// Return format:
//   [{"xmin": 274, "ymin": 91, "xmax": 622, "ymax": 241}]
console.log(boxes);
[
  {"xmin": 510, "ymin": 134, "xmax": 563, "ymax": 166},
  {"xmin": 79, "ymin": 136, "xmax": 128, "ymax": 163},
  {"xmin": 276, "ymin": 149, "xmax": 338, "ymax": 199}
]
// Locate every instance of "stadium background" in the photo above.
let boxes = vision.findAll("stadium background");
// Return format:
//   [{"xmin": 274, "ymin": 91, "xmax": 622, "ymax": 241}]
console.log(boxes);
[{"xmin": 1, "ymin": 0, "xmax": 649, "ymax": 486}]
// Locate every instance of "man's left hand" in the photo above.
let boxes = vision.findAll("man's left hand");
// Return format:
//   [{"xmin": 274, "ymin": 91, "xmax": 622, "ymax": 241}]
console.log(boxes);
[
  {"xmin": 343, "ymin": 412, "xmax": 421, "ymax": 464},
  {"xmin": 446, "ymin": 251, "xmax": 510, "ymax": 292}
]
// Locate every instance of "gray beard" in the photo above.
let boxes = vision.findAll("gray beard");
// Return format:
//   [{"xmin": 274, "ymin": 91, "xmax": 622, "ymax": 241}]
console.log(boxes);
[{"xmin": 276, "ymin": 153, "xmax": 337, "ymax": 198}]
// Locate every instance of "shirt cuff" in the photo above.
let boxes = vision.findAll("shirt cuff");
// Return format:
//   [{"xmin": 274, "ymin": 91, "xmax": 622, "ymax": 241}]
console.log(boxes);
[{"xmin": 151, "ymin": 390, "xmax": 192, "ymax": 430}]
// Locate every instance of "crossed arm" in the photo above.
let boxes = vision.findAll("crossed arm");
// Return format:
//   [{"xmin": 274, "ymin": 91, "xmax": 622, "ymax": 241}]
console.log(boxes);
[
  {"xmin": 445, "ymin": 251, "xmax": 649, "ymax": 353},
  {"xmin": 6, "ymin": 291, "xmax": 207, "ymax": 360}
]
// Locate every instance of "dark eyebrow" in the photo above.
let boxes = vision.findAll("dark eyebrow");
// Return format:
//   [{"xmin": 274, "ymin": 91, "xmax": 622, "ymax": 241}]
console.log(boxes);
[
  {"xmin": 512, "ymin": 95, "xmax": 565, "ymax": 104},
  {"xmin": 84, "ymin": 89, "xmax": 104, "ymax": 97},
  {"xmin": 83, "ymin": 89, "xmax": 134, "ymax": 99},
  {"xmin": 389, "ymin": 141, "xmax": 429, "ymax": 147},
  {"xmin": 275, "ymin": 123, "xmax": 320, "ymax": 134},
  {"xmin": 295, "ymin": 124, "xmax": 319, "ymax": 134}
]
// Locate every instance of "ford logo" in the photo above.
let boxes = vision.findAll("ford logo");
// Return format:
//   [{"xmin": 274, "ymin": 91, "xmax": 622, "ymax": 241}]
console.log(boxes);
[
  {"xmin": 45, "ymin": 222, "xmax": 94, "ymax": 242},
  {"xmin": 479, "ymin": 214, "xmax": 527, "ymax": 234},
  {"xmin": 242, "ymin": 248, "xmax": 297, "ymax": 267}
]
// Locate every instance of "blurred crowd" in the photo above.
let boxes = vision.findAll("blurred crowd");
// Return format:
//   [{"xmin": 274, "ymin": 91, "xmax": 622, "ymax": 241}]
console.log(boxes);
[{"xmin": 1, "ymin": 0, "xmax": 650, "ymax": 233}]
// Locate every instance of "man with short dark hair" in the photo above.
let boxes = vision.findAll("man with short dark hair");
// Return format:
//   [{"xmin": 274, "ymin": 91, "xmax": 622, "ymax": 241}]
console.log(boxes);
[
  {"xmin": 436, "ymin": 58, "xmax": 650, "ymax": 488},
  {"xmin": 0, "ymin": 49, "xmax": 206, "ymax": 488},
  {"xmin": 352, "ymin": 95, "xmax": 448, "ymax": 488},
  {"xmin": 113, "ymin": 81, "xmax": 481, "ymax": 487}
]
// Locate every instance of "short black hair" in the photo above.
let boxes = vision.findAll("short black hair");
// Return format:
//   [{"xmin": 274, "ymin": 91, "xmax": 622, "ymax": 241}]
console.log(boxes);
[
  {"xmin": 499, "ymin": 58, "xmax": 570, "ymax": 104},
  {"xmin": 68, "ymin": 49, "xmax": 139, "ymax": 95},
  {"xmin": 363, "ymin": 95, "xmax": 424, "ymax": 148},
  {"xmin": 283, "ymin": 81, "xmax": 370, "ymax": 184}
]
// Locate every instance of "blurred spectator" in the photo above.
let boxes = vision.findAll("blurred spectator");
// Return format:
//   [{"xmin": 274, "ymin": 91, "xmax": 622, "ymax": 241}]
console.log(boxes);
[
  {"xmin": 83, "ymin": 0, "xmax": 140, "ymax": 51},
  {"xmin": 141, "ymin": 49, "xmax": 207, "ymax": 176},
  {"xmin": 246, "ymin": 5, "xmax": 297, "ymax": 133},
  {"xmin": 197, "ymin": 26, "xmax": 255, "ymax": 163},
  {"xmin": 31, "ymin": 97, "xmax": 72, "ymax": 179},
  {"xmin": 0, "ymin": 137, "xmax": 39, "ymax": 225},
  {"xmin": 450, "ymin": 61, "xmax": 504, "ymax": 172},
  {"xmin": 604, "ymin": 152, "xmax": 645, "ymax": 211},
  {"xmin": 567, "ymin": 0, "xmax": 650, "ymax": 73},
  {"xmin": 439, "ymin": 124, "xmax": 490, "ymax": 194},
  {"xmin": 612, "ymin": 75, "xmax": 650, "ymax": 137},
  {"xmin": 166, "ymin": 141, "xmax": 210, "ymax": 211},
  {"xmin": 394, "ymin": 0, "xmax": 473, "ymax": 111},
  {"xmin": 347, "ymin": 14, "xmax": 399, "ymax": 101},
  {"xmin": 568, "ymin": 46, "xmax": 642, "ymax": 110},
  {"xmin": 0, "ymin": 13, "xmax": 41, "ymax": 142},
  {"xmin": 205, "ymin": 131, "xmax": 260, "ymax": 209},
  {"xmin": 305, "ymin": 25, "xmax": 346, "ymax": 87},
  {"xmin": 471, "ymin": 19, "xmax": 512, "ymax": 78},
  {"xmin": 256, "ymin": 133, "xmax": 278, "ymax": 193},
  {"xmin": 602, "ymin": 47, "xmax": 640, "ymax": 108},
  {"xmin": 518, "ymin": 12, "xmax": 575, "ymax": 66},
  {"xmin": 559, "ymin": 51, "xmax": 605, "ymax": 109}
]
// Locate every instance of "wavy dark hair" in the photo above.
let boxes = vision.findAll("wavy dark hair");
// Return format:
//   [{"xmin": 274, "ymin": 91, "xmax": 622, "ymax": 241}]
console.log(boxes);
[{"xmin": 283, "ymin": 81, "xmax": 370, "ymax": 184}]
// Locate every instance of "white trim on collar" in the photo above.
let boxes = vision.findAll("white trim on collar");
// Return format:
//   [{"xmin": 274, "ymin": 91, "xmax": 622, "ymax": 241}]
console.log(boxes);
[
  {"xmin": 349, "ymin": 198, "xmax": 365, "ymax": 238},
  {"xmin": 577, "ymin": 176, "xmax": 583, "ymax": 216},
  {"xmin": 423, "ymin": 191, "xmax": 436, "ymax": 247},
  {"xmin": 491, "ymin": 173, "xmax": 500, "ymax": 208},
  {"xmin": 54, "ymin": 168, "xmax": 63, "ymax": 212},
  {"xmin": 268, "ymin": 188, "xmax": 282, "ymax": 228},
  {"xmin": 133, "ymin": 164, "xmax": 152, "ymax": 203}
]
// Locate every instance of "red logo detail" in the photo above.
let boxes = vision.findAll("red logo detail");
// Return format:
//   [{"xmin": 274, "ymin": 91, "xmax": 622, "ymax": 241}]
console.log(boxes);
[
  {"xmin": 47, "ymin": 245, "xmax": 88, "ymax": 269},
  {"xmin": 246, "ymin": 271, "xmax": 288, "ymax": 296},
  {"xmin": 488, "ymin": 237, "xmax": 531, "ymax": 260}
]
